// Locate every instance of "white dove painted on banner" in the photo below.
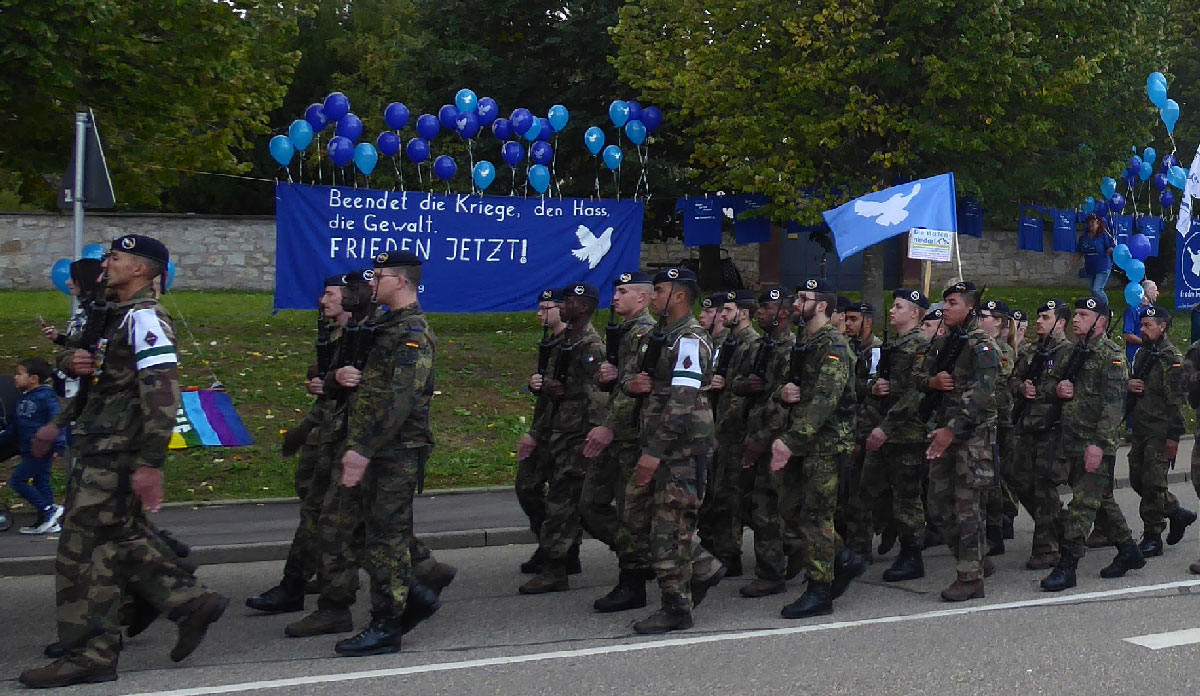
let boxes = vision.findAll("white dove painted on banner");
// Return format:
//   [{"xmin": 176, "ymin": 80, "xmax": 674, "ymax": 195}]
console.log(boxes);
[
  {"xmin": 572, "ymin": 225, "xmax": 613, "ymax": 269},
  {"xmin": 853, "ymin": 183, "xmax": 922, "ymax": 226}
]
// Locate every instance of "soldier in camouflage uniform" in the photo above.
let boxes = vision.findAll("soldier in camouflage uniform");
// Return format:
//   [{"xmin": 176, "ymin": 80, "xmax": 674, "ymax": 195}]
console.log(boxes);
[
  {"xmin": 1010, "ymin": 300, "xmax": 1074, "ymax": 570},
  {"xmin": 771, "ymin": 278, "xmax": 866, "ymax": 619},
  {"xmin": 918, "ymin": 281, "xmax": 999, "ymax": 602},
  {"xmin": 739, "ymin": 288, "xmax": 800, "ymax": 598},
  {"xmin": 1179, "ymin": 338, "xmax": 1200, "ymax": 574},
  {"xmin": 582, "ymin": 272, "xmax": 658, "ymax": 612},
  {"xmin": 1126, "ymin": 306, "xmax": 1195, "ymax": 557},
  {"xmin": 1040, "ymin": 296, "xmax": 1145, "ymax": 592},
  {"xmin": 840, "ymin": 301, "xmax": 881, "ymax": 560},
  {"xmin": 247, "ymin": 274, "xmax": 352, "ymax": 613},
  {"xmin": 519, "ymin": 283, "xmax": 608, "ymax": 594},
  {"xmin": 515, "ymin": 288, "xmax": 569, "ymax": 574},
  {"xmin": 978, "ymin": 299, "xmax": 1016, "ymax": 557},
  {"xmin": 699, "ymin": 293, "xmax": 728, "ymax": 344},
  {"xmin": 698, "ymin": 289, "xmax": 760, "ymax": 576},
  {"xmin": 21, "ymin": 235, "xmax": 228, "ymax": 688},
  {"xmin": 863, "ymin": 289, "xmax": 932, "ymax": 583},
  {"xmin": 623, "ymin": 267, "xmax": 720, "ymax": 634}
]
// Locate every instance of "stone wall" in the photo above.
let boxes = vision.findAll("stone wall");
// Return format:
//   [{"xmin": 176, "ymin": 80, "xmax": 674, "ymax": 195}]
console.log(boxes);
[
  {"xmin": 641, "ymin": 227, "xmax": 761, "ymax": 288},
  {"xmin": 928, "ymin": 226, "xmax": 1076, "ymax": 288}
]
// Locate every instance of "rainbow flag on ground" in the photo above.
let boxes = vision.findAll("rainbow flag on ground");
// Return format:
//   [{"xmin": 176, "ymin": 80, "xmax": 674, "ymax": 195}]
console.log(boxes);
[{"xmin": 169, "ymin": 390, "xmax": 253, "ymax": 449}]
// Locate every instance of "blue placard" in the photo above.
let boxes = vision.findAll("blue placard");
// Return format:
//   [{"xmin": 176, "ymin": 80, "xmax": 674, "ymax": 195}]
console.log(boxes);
[
  {"xmin": 274, "ymin": 183, "xmax": 644, "ymax": 311},
  {"xmin": 1176, "ymin": 217, "xmax": 1200, "ymax": 310}
]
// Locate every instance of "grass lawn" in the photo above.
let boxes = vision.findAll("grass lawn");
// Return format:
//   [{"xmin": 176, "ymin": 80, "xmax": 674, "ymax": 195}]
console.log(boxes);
[{"xmin": 0, "ymin": 283, "xmax": 1190, "ymax": 509}]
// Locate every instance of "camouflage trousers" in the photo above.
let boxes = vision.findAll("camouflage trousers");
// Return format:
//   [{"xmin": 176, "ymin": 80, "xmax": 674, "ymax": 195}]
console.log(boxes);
[
  {"xmin": 1059, "ymin": 452, "xmax": 1133, "ymax": 559},
  {"xmin": 1007, "ymin": 431, "xmax": 1066, "ymax": 556},
  {"xmin": 859, "ymin": 442, "xmax": 927, "ymax": 546},
  {"xmin": 697, "ymin": 435, "xmax": 747, "ymax": 560},
  {"xmin": 624, "ymin": 454, "xmax": 714, "ymax": 610},
  {"xmin": 779, "ymin": 454, "xmax": 841, "ymax": 584},
  {"xmin": 747, "ymin": 451, "xmax": 796, "ymax": 581},
  {"xmin": 282, "ymin": 436, "xmax": 333, "ymax": 584},
  {"xmin": 535, "ymin": 429, "xmax": 590, "ymax": 567},
  {"xmin": 580, "ymin": 437, "xmax": 650, "ymax": 571},
  {"xmin": 1128, "ymin": 434, "xmax": 1181, "ymax": 536},
  {"xmin": 928, "ymin": 437, "xmax": 993, "ymax": 581},
  {"xmin": 984, "ymin": 425, "xmax": 1019, "ymax": 527},
  {"xmin": 836, "ymin": 445, "xmax": 873, "ymax": 558},
  {"xmin": 56, "ymin": 454, "xmax": 207, "ymax": 667},
  {"xmin": 515, "ymin": 443, "xmax": 553, "ymax": 538}
]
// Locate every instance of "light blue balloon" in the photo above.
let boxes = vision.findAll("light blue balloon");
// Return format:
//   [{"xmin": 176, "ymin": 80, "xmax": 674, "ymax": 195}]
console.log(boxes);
[
  {"xmin": 455, "ymin": 88, "xmax": 478, "ymax": 114},
  {"xmin": 1161, "ymin": 99, "xmax": 1180, "ymax": 134},
  {"xmin": 50, "ymin": 258, "xmax": 71, "ymax": 295},
  {"xmin": 473, "ymin": 161, "xmax": 496, "ymax": 191},
  {"xmin": 81, "ymin": 243, "xmax": 105, "ymax": 261},
  {"xmin": 269, "ymin": 135, "xmax": 294, "ymax": 168},
  {"xmin": 1148, "ymin": 80, "xmax": 1168, "ymax": 109},
  {"xmin": 353, "ymin": 142, "xmax": 378, "ymax": 177},
  {"xmin": 523, "ymin": 119, "xmax": 542, "ymax": 142},
  {"xmin": 1126, "ymin": 259, "xmax": 1146, "ymax": 284},
  {"xmin": 288, "ymin": 119, "xmax": 314, "ymax": 151},
  {"xmin": 548, "ymin": 105, "xmax": 569, "ymax": 132},
  {"xmin": 1100, "ymin": 176, "xmax": 1117, "ymax": 200},
  {"xmin": 528, "ymin": 164, "xmax": 550, "ymax": 194},
  {"xmin": 1124, "ymin": 281, "xmax": 1144, "ymax": 307},
  {"xmin": 602, "ymin": 144, "xmax": 623, "ymax": 171},
  {"xmin": 608, "ymin": 100, "xmax": 629, "ymax": 128},
  {"xmin": 584, "ymin": 126, "xmax": 605, "ymax": 155},
  {"xmin": 1139, "ymin": 161, "xmax": 1153, "ymax": 181},
  {"xmin": 624, "ymin": 119, "xmax": 647, "ymax": 146},
  {"xmin": 1143, "ymin": 147, "xmax": 1157, "ymax": 166},
  {"xmin": 1148, "ymin": 71, "xmax": 1167, "ymax": 89},
  {"xmin": 1169, "ymin": 165, "xmax": 1188, "ymax": 190},
  {"xmin": 1082, "ymin": 196, "xmax": 1095, "ymax": 214},
  {"xmin": 1113, "ymin": 243, "xmax": 1132, "ymax": 270},
  {"xmin": 165, "ymin": 261, "xmax": 177, "ymax": 291}
]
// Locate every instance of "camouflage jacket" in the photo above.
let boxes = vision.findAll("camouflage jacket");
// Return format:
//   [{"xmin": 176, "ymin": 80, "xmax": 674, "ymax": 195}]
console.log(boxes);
[
  {"xmin": 299, "ymin": 325, "xmax": 342, "ymax": 432},
  {"xmin": 916, "ymin": 320, "xmax": 999, "ymax": 440},
  {"xmin": 601, "ymin": 308, "xmax": 657, "ymax": 441},
  {"xmin": 713, "ymin": 323, "xmax": 761, "ymax": 436},
  {"xmin": 53, "ymin": 286, "xmax": 180, "ymax": 470},
  {"xmin": 1009, "ymin": 333, "xmax": 1072, "ymax": 432},
  {"xmin": 528, "ymin": 330, "xmax": 564, "ymax": 435},
  {"xmin": 775, "ymin": 323, "xmax": 857, "ymax": 455},
  {"xmin": 345, "ymin": 303, "xmax": 435, "ymax": 458},
  {"xmin": 532, "ymin": 323, "xmax": 606, "ymax": 436},
  {"xmin": 1179, "ymin": 340, "xmax": 1200, "ymax": 434},
  {"xmin": 636, "ymin": 314, "xmax": 714, "ymax": 460},
  {"xmin": 1041, "ymin": 336, "xmax": 1126, "ymax": 455},
  {"xmin": 743, "ymin": 327, "xmax": 797, "ymax": 447},
  {"xmin": 993, "ymin": 340, "xmax": 1016, "ymax": 429},
  {"xmin": 876, "ymin": 326, "xmax": 931, "ymax": 444},
  {"xmin": 852, "ymin": 333, "xmax": 883, "ymax": 439},
  {"xmin": 1130, "ymin": 336, "xmax": 1185, "ymax": 441}
]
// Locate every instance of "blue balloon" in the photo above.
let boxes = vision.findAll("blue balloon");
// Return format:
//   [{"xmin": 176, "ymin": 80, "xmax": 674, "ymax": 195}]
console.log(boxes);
[
  {"xmin": 510, "ymin": 108, "xmax": 534, "ymax": 135},
  {"xmin": 1168, "ymin": 165, "xmax": 1188, "ymax": 190},
  {"xmin": 602, "ymin": 145, "xmax": 623, "ymax": 171},
  {"xmin": 439, "ymin": 104, "xmax": 459, "ymax": 131},
  {"xmin": 1110, "ymin": 192, "xmax": 1126, "ymax": 213},
  {"xmin": 1139, "ymin": 161, "xmax": 1152, "ymax": 181},
  {"xmin": 1153, "ymin": 172, "xmax": 1168, "ymax": 191},
  {"xmin": 326, "ymin": 136, "xmax": 354, "ymax": 168},
  {"xmin": 1113, "ymin": 243, "xmax": 1132, "ymax": 270},
  {"xmin": 627, "ymin": 101, "xmax": 643, "ymax": 123},
  {"xmin": 405, "ymin": 138, "xmax": 430, "ymax": 164},
  {"xmin": 288, "ymin": 119, "xmax": 313, "ymax": 151},
  {"xmin": 165, "ymin": 261, "xmax": 176, "ymax": 291},
  {"xmin": 477, "ymin": 97, "xmax": 499, "ymax": 126},
  {"xmin": 377, "ymin": 131, "xmax": 400, "ymax": 157},
  {"xmin": 473, "ymin": 161, "xmax": 496, "ymax": 191},
  {"xmin": 455, "ymin": 88, "xmax": 478, "ymax": 114},
  {"xmin": 1126, "ymin": 259, "xmax": 1146, "ymax": 284},
  {"xmin": 642, "ymin": 106, "xmax": 664, "ymax": 133},
  {"xmin": 530, "ymin": 141, "xmax": 554, "ymax": 166},
  {"xmin": 501, "ymin": 141, "xmax": 525, "ymax": 168},
  {"xmin": 455, "ymin": 111, "xmax": 480, "ymax": 139},
  {"xmin": 305, "ymin": 103, "xmax": 329, "ymax": 132},
  {"xmin": 584, "ymin": 126, "xmax": 605, "ymax": 155},
  {"xmin": 528, "ymin": 164, "xmax": 550, "ymax": 194},
  {"xmin": 323, "ymin": 92, "xmax": 350, "ymax": 121},
  {"xmin": 353, "ymin": 142, "xmax": 378, "ymax": 176},
  {"xmin": 1129, "ymin": 233, "xmax": 1152, "ymax": 261},
  {"xmin": 81, "ymin": 243, "xmax": 105, "ymax": 261},
  {"xmin": 416, "ymin": 114, "xmax": 439, "ymax": 141},
  {"xmin": 1124, "ymin": 281, "xmax": 1145, "ymax": 307},
  {"xmin": 433, "ymin": 155, "xmax": 457, "ymax": 181},
  {"xmin": 50, "ymin": 259, "xmax": 71, "ymax": 295},
  {"xmin": 384, "ymin": 102, "xmax": 410, "ymax": 130},
  {"xmin": 523, "ymin": 119, "xmax": 542, "ymax": 142},
  {"xmin": 1148, "ymin": 71, "xmax": 1167, "ymax": 89},
  {"xmin": 625, "ymin": 119, "xmax": 647, "ymax": 145},
  {"xmin": 336, "ymin": 113, "xmax": 363, "ymax": 141},
  {"xmin": 1161, "ymin": 189, "xmax": 1175, "ymax": 208},
  {"xmin": 1143, "ymin": 147, "xmax": 1157, "ymax": 166},
  {"xmin": 1148, "ymin": 80, "xmax": 1168, "ymax": 109},
  {"xmin": 1100, "ymin": 177, "xmax": 1117, "ymax": 200},
  {"xmin": 1082, "ymin": 196, "xmax": 1095, "ymax": 214},
  {"xmin": 269, "ymin": 135, "xmax": 294, "ymax": 168},
  {"xmin": 548, "ymin": 105, "xmax": 569, "ymax": 132},
  {"xmin": 1093, "ymin": 198, "xmax": 1108, "ymax": 217},
  {"xmin": 608, "ymin": 100, "xmax": 629, "ymax": 128},
  {"xmin": 536, "ymin": 118, "xmax": 553, "ymax": 142},
  {"xmin": 1162, "ymin": 153, "xmax": 1179, "ymax": 173},
  {"xmin": 1161, "ymin": 99, "xmax": 1180, "ymax": 133},
  {"xmin": 491, "ymin": 118, "xmax": 513, "ymax": 140}
]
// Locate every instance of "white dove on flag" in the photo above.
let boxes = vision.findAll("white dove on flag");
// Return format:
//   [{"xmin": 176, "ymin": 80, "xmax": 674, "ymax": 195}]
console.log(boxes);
[
  {"xmin": 571, "ymin": 225, "xmax": 613, "ymax": 269},
  {"xmin": 853, "ymin": 183, "xmax": 922, "ymax": 226}
]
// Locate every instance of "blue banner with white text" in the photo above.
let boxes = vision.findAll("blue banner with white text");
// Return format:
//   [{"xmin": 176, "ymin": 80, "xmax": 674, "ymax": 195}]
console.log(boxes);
[{"xmin": 274, "ymin": 183, "xmax": 643, "ymax": 311}]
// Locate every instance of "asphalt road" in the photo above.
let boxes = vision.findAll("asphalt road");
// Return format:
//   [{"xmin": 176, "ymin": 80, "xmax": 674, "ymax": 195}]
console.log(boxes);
[{"xmin": 3, "ymin": 483, "xmax": 1200, "ymax": 695}]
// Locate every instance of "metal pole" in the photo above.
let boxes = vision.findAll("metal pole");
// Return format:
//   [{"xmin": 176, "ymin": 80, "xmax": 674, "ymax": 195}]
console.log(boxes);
[{"xmin": 71, "ymin": 112, "xmax": 87, "ymax": 313}]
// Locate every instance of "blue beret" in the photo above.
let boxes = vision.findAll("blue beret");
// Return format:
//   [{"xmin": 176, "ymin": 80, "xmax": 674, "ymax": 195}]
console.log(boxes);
[
  {"xmin": 797, "ymin": 278, "xmax": 836, "ymax": 294},
  {"xmin": 942, "ymin": 281, "xmax": 978, "ymax": 299},
  {"xmin": 1075, "ymin": 295, "xmax": 1111, "ymax": 316},
  {"xmin": 893, "ymin": 288, "xmax": 930, "ymax": 310},
  {"xmin": 564, "ymin": 282, "xmax": 600, "ymax": 301},
  {"xmin": 372, "ymin": 250, "xmax": 422, "ymax": 268},
  {"xmin": 653, "ymin": 267, "xmax": 699, "ymax": 284},
  {"xmin": 981, "ymin": 299, "xmax": 1012, "ymax": 317},
  {"xmin": 539, "ymin": 287, "xmax": 564, "ymax": 303},
  {"xmin": 1142, "ymin": 305, "xmax": 1170, "ymax": 319},
  {"xmin": 1038, "ymin": 299, "xmax": 1068, "ymax": 313},
  {"xmin": 112, "ymin": 234, "xmax": 169, "ymax": 265},
  {"xmin": 758, "ymin": 287, "xmax": 793, "ymax": 304},
  {"xmin": 613, "ymin": 271, "xmax": 653, "ymax": 286}
]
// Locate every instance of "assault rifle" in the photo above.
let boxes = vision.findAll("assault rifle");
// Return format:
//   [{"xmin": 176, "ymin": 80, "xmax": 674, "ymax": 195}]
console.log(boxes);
[
  {"xmin": 714, "ymin": 320, "xmax": 740, "ymax": 378},
  {"xmin": 1010, "ymin": 335, "xmax": 1052, "ymax": 427},
  {"xmin": 73, "ymin": 269, "xmax": 112, "ymax": 405},
  {"xmin": 1123, "ymin": 340, "xmax": 1162, "ymax": 422},
  {"xmin": 315, "ymin": 313, "xmax": 334, "ymax": 377},
  {"xmin": 1040, "ymin": 313, "xmax": 1101, "ymax": 431},
  {"xmin": 631, "ymin": 285, "xmax": 673, "ymax": 423},
  {"xmin": 877, "ymin": 309, "xmax": 893, "ymax": 381},
  {"xmin": 916, "ymin": 286, "xmax": 986, "ymax": 422},
  {"xmin": 537, "ymin": 317, "xmax": 555, "ymax": 376},
  {"xmin": 340, "ymin": 281, "xmax": 378, "ymax": 371},
  {"xmin": 740, "ymin": 294, "xmax": 788, "ymax": 420},
  {"xmin": 604, "ymin": 306, "xmax": 621, "ymax": 367},
  {"xmin": 541, "ymin": 324, "xmax": 576, "ymax": 432}
]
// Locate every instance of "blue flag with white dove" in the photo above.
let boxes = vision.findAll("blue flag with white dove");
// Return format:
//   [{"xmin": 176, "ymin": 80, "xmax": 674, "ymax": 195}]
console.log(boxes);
[{"xmin": 822, "ymin": 173, "xmax": 958, "ymax": 261}]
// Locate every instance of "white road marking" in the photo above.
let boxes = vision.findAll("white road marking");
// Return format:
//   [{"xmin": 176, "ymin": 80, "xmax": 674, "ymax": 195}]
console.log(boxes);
[
  {"xmin": 1124, "ymin": 627, "xmax": 1200, "ymax": 649},
  {"xmin": 134, "ymin": 579, "xmax": 1200, "ymax": 696}
]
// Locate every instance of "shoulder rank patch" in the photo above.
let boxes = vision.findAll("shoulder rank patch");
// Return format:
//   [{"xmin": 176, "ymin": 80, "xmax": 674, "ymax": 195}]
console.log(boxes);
[
  {"xmin": 827, "ymin": 354, "xmax": 841, "ymax": 361},
  {"xmin": 405, "ymin": 340, "xmax": 421, "ymax": 349},
  {"xmin": 1172, "ymin": 362, "xmax": 1183, "ymax": 368},
  {"xmin": 1112, "ymin": 359, "xmax": 1123, "ymax": 366},
  {"xmin": 671, "ymin": 336, "xmax": 703, "ymax": 388}
]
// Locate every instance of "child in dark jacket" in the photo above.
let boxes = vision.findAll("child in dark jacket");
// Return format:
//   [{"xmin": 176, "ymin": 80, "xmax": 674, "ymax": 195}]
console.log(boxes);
[{"xmin": 5, "ymin": 358, "xmax": 65, "ymax": 534}]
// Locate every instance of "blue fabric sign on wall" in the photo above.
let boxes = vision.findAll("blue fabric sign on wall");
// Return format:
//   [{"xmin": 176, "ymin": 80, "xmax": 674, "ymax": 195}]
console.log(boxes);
[{"xmin": 274, "ymin": 184, "xmax": 644, "ymax": 311}]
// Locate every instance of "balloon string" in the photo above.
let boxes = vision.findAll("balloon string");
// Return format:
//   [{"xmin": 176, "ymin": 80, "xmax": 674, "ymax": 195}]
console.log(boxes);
[
  {"xmin": 511, "ymin": 167, "xmax": 517, "ymax": 197},
  {"xmin": 642, "ymin": 143, "xmax": 652, "ymax": 200},
  {"xmin": 552, "ymin": 134, "xmax": 560, "ymax": 198},
  {"xmin": 393, "ymin": 156, "xmax": 403, "ymax": 192},
  {"xmin": 315, "ymin": 134, "xmax": 323, "ymax": 185},
  {"xmin": 594, "ymin": 157, "xmax": 601, "ymax": 200}
]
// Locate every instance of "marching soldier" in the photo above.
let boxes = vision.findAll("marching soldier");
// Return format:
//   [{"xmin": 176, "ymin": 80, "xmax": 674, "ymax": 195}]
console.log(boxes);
[
  {"xmin": 700, "ymin": 293, "xmax": 728, "ymax": 343},
  {"xmin": 978, "ymin": 299, "xmax": 1016, "ymax": 556},
  {"xmin": 921, "ymin": 308, "xmax": 944, "ymax": 341},
  {"xmin": 841, "ymin": 301, "xmax": 881, "ymax": 561},
  {"xmin": 1179, "ymin": 336, "xmax": 1200, "ymax": 573}
]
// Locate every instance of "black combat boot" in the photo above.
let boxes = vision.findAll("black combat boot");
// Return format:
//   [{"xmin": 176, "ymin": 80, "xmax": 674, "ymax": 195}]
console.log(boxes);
[
  {"xmin": 593, "ymin": 569, "xmax": 650, "ymax": 613},
  {"xmin": 877, "ymin": 522, "xmax": 898, "ymax": 556},
  {"xmin": 633, "ymin": 593, "xmax": 694, "ymax": 635},
  {"xmin": 519, "ymin": 547, "xmax": 546, "ymax": 574},
  {"xmin": 334, "ymin": 615, "xmax": 404, "ymax": 657},
  {"xmin": 780, "ymin": 581, "xmax": 833, "ymax": 619},
  {"xmin": 1100, "ymin": 539, "xmax": 1147, "ymax": 578},
  {"xmin": 246, "ymin": 575, "xmax": 306, "ymax": 613},
  {"xmin": 399, "ymin": 582, "xmax": 441, "ymax": 634},
  {"xmin": 123, "ymin": 596, "xmax": 162, "ymax": 638},
  {"xmin": 830, "ymin": 548, "xmax": 867, "ymax": 600},
  {"xmin": 519, "ymin": 559, "xmax": 569, "ymax": 594},
  {"xmin": 923, "ymin": 528, "xmax": 943, "ymax": 550},
  {"xmin": 1167, "ymin": 508, "xmax": 1198, "ymax": 545},
  {"xmin": 19, "ymin": 657, "xmax": 117, "ymax": 688},
  {"xmin": 986, "ymin": 526, "xmax": 1006, "ymax": 556},
  {"xmin": 1137, "ymin": 534, "xmax": 1164, "ymax": 558},
  {"xmin": 1002, "ymin": 514, "xmax": 1015, "ymax": 540},
  {"xmin": 691, "ymin": 561, "xmax": 727, "ymax": 608},
  {"xmin": 566, "ymin": 543, "xmax": 582, "ymax": 575},
  {"xmin": 882, "ymin": 543, "xmax": 925, "ymax": 582},
  {"xmin": 722, "ymin": 554, "xmax": 744, "ymax": 578},
  {"xmin": 1040, "ymin": 552, "xmax": 1078, "ymax": 592}
]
